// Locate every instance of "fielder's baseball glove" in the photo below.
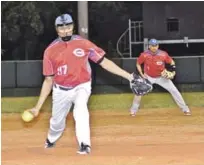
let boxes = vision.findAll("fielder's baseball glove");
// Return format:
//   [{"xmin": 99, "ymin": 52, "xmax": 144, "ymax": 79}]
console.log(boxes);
[
  {"xmin": 130, "ymin": 73, "xmax": 153, "ymax": 96},
  {"xmin": 161, "ymin": 69, "xmax": 175, "ymax": 79}
]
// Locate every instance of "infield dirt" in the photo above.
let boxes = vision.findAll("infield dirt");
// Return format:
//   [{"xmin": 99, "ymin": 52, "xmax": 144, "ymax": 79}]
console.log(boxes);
[{"xmin": 2, "ymin": 107, "xmax": 204, "ymax": 165}]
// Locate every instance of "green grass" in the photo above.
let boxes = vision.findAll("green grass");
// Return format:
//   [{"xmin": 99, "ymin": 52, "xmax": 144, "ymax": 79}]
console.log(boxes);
[{"xmin": 1, "ymin": 92, "xmax": 204, "ymax": 113}]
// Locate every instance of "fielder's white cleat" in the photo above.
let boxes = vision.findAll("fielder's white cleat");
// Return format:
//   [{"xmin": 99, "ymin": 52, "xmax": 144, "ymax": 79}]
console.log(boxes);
[
  {"xmin": 130, "ymin": 110, "xmax": 137, "ymax": 117},
  {"xmin": 184, "ymin": 111, "xmax": 192, "ymax": 116}
]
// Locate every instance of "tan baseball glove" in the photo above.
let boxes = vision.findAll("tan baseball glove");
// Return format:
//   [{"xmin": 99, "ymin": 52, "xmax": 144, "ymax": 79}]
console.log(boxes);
[{"xmin": 161, "ymin": 69, "xmax": 175, "ymax": 79}]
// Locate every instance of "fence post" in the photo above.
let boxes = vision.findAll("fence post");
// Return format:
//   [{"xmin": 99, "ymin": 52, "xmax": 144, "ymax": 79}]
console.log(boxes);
[
  {"xmin": 77, "ymin": 1, "xmax": 89, "ymax": 39},
  {"xmin": 128, "ymin": 19, "xmax": 132, "ymax": 58},
  {"xmin": 143, "ymin": 38, "xmax": 148, "ymax": 51}
]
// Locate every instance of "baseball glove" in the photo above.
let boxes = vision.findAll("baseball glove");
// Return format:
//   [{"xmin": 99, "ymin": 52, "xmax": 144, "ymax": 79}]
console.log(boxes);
[
  {"xmin": 130, "ymin": 73, "xmax": 153, "ymax": 96},
  {"xmin": 161, "ymin": 69, "xmax": 175, "ymax": 79}
]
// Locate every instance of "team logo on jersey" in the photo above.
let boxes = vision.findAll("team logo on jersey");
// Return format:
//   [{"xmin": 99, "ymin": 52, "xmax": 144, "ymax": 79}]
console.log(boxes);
[
  {"xmin": 73, "ymin": 48, "xmax": 85, "ymax": 57},
  {"xmin": 156, "ymin": 61, "xmax": 163, "ymax": 65}
]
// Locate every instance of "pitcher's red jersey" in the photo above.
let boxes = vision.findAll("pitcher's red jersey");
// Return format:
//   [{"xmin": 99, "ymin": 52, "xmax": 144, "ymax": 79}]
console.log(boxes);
[
  {"xmin": 137, "ymin": 50, "xmax": 173, "ymax": 77},
  {"xmin": 43, "ymin": 35, "xmax": 105, "ymax": 87}
]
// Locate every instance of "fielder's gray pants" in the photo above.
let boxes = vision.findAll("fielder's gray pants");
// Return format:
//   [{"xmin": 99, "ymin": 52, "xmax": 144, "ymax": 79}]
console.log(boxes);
[{"xmin": 130, "ymin": 75, "xmax": 190, "ymax": 113}]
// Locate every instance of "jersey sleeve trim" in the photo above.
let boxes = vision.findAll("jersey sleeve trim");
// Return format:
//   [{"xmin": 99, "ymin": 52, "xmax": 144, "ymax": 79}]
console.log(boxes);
[
  {"xmin": 43, "ymin": 53, "xmax": 54, "ymax": 76},
  {"xmin": 46, "ymin": 55, "xmax": 54, "ymax": 75},
  {"xmin": 44, "ymin": 74, "xmax": 55, "ymax": 77},
  {"xmin": 96, "ymin": 56, "xmax": 105, "ymax": 64}
]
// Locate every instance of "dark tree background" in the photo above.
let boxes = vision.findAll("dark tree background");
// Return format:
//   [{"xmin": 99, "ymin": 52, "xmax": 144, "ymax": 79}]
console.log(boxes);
[
  {"xmin": 1, "ymin": 1, "xmax": 77, "ymax": 60},
  {"xmin": 2, "ymin": 1, "xmax": 202, "ymax": 61},
  {"xmin": 1, "ymin": 1, "xmax": 142, "ymax": 61}
]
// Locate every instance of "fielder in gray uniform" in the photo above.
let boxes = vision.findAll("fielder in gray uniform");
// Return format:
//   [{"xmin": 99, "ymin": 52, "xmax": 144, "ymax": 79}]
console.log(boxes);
[{"xmin": 130, "ymin": 39, "xmax": 191, "ymax": 116}]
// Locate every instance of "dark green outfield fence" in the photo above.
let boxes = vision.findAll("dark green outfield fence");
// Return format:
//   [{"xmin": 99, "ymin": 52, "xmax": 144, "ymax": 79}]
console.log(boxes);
[{"xmin": 1, "ymin": 56, "xmax": 204, "ymax": 96}]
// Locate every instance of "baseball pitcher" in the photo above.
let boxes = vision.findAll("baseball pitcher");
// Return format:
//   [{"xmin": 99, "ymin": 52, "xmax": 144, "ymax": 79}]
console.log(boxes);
[
  {"xmin": 130, "ymin": 39, "xmax": 191, "ymax": 116},
  {"xmin": 25, "ymin": 14, "xmax": 150, "ymax": 155}
]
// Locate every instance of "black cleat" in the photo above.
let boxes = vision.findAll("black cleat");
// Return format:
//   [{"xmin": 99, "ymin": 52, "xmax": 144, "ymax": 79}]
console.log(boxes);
[
  {"xmin": 44, "ymin": 138, "xmax": 55, "ymax": 148},
  {"xmin": 77, "ymin": 142, "xmax": 91, "ymax": 155}
]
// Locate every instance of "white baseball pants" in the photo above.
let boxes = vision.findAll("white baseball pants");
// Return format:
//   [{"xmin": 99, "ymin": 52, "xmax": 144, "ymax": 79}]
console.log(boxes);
[{"xmin": 47, "ymin": 81, "xmax": 92, "ymax": 147}]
